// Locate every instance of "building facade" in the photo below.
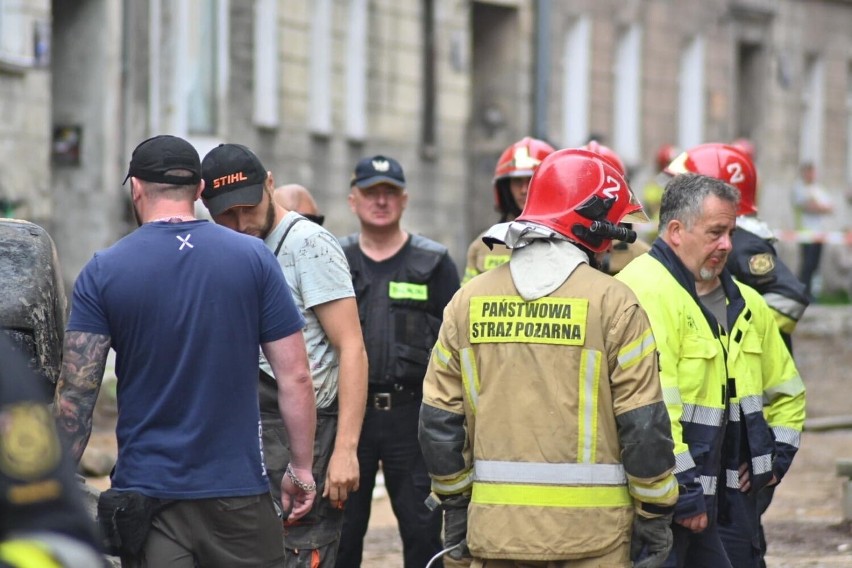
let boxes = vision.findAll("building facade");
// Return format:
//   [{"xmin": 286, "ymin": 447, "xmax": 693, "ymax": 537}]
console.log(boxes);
[{"xmin": 2, "ymin": 0, "xmax": 852, "ymax": 291}]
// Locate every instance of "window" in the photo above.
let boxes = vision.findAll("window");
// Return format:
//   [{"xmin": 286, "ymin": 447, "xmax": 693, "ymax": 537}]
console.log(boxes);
[
  {"xmin": 678, "ymin": 35, "xmax": 705, "ymax": 150},
  {"xmin": 150, "ymin": 0, "xmax": 228, "ymax": 154},
  {"xmin": 562, "ymin": 16, "xmax": 591, "ymax": 147},
  {"xmin": 799, "ymin": 54, "xmax": 825, "ymax": 168},
  {"xmin": 0, "ymin": 0, "xmax": 48, "ymax": 68},
  {"xmin": 184, "ymin": 0, "xmax": 220, "ymax": 135},
  {"xmin": 613, "ymin": 24, "xmax": 642, "ymax": 166},
  {"xmin": 254, "ymin": 0, "xmax": 279, "ymax": 128},
  {"xmin": 846, "ymin": 61, "xmax": 852, "ymax": 185},
  {"xmin": 345, "ymin": 0, "xmax": 367, "ymax": 141},
  {"xmin": 309, "ymin": 0, "xmax": 332, "ymax": 135}
]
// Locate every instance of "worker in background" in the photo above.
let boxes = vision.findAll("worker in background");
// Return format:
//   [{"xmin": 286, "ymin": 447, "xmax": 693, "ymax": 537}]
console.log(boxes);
[
  {"xmin": 638, "ymin": 144, "xmax": 679, "ymax": 242},
  {"xmin": 461, "ymin": 137, "xmax": 555, "ymax": 284},
  {"xmin": 792, "ymin": 162, "xmax": 834, "ymax": 300},
  {"xmin": 582, "ymin": 140, "xmax": 652, "ymax": 275},
  {"xmin": 336, "ymin": 155, "xmax": 459, "ymax": 568},
  {"xmin": 274, "ymin": 184, "xmax": 326, "ymax": 226}
]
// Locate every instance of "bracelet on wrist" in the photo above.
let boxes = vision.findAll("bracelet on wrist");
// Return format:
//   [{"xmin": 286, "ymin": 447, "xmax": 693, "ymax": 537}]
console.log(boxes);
[{"xmin": 285, "ymin": 463, "xmax": 317, "ymax": 493}]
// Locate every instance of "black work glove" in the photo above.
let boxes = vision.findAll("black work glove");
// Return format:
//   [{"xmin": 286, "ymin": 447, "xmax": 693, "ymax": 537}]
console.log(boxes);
[
  {"xmin": 442, "ymin": 494, "xmax": 471, "ymax": 561},
  {"xmin": 630, "ymin": 513, "xmax": 673, "ymax": 568}
]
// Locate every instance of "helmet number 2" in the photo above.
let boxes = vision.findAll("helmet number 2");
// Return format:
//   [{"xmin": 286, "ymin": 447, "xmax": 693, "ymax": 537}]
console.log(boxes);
[
  {"xmin": 726, "ymin": 162, "xmax": 745, "ymax": 184},
  {"xmin": 602, "ymin": 176, "xmax": 621, "ymax": 200}
]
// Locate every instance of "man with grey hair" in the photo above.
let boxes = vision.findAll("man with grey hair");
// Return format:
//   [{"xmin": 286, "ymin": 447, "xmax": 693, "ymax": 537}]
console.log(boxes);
[{"xmin": 617, "ymin": 174, "xmax": 805, "ymax": 567}]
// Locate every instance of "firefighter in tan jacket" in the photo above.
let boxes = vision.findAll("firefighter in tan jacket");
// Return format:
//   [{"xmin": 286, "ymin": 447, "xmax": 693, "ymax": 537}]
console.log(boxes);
[
  {"xmin": 419, "ymin": 149, "xmax": 679, "ymax": 568},
  {"xmin": 462, "ymin": 137, "xmax": 556, "ymax": 284}
]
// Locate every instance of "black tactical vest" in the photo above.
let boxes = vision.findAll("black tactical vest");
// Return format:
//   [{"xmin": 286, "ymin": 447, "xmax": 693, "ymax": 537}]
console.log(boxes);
[{"xmin": 340, "ymin": 234, "xmax": 447, "ymax": 388}]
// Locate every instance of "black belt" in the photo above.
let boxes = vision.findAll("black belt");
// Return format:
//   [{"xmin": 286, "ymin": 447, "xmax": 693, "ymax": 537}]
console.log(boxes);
[{"xmin": 367, "ymin": 385, "xmax": 422, "ymax": 410}]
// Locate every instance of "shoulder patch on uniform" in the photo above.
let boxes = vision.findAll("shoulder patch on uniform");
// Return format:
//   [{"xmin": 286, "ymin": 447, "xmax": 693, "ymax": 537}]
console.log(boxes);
[
  {"xmin": 0, "ymin": 403, "xmax": 61, "ymax": 480},
  {"xmin": 748, "ymin": 253, "xmax": 775, "ymax": 276}
]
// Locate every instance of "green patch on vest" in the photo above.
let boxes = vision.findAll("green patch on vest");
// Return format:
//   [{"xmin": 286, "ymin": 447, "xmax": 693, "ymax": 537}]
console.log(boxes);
[
  {"xmin": 469, "ymin": 295, "xmax": 588, "ymax": 345},
  {"xmin": 389, "ymin": 281, "xmax": 428, "ymax": 301}
]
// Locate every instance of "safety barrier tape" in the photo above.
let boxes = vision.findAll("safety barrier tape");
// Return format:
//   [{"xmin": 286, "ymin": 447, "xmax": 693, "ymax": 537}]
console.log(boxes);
[{"xmin": 773, "ymin": 230, "xmax": 852, "ymax": 245}]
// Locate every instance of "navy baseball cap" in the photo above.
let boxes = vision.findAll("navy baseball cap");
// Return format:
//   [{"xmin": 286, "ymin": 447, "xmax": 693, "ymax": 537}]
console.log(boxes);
[
  {"xmin": 201, "ymin": 144, "xmax": 268, "ymax": 216},
  {"xmin": 350, "ymin": 155, "xmax": 406, "ymax": 190},
  {"xmin": 122, "ymin": 135, "xmax": 202, "ymax": 185}
]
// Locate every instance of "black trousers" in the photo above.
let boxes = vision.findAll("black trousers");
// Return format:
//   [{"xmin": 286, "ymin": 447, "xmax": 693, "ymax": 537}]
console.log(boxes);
[
  {"xmin": 335, "ymin": 402, "xmax": 443, "ymax": 568},
  {"xmin": 718, "ymin": 489, "xmax": 762, "ymax": 568},
  {"xmin": 663, "ymin": 523, "xmax": 732, "ymax": 568},
  {"xmin": 798, "ymin": 242, "xmax": 823, "ymax": 298}
]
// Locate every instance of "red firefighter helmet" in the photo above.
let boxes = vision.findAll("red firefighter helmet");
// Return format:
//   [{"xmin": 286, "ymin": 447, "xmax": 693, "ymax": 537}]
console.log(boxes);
[
  {"xmin": 655, "ymin": 144, "xmax": 679, "ymax": 172},
  {"xmin": 664, "ymin": 142, "xmax": 758, "ymax": 215},
  {"xmin": 517, "ymin": 149, "xmax": 649, "ymax": 253},
  {"xmin": 493, "ymin": 137, "xmax": 556, "ymax": 219},
  {"xmin": 581, "ymin": 140, "xmax": 626, "ymax": 177}
]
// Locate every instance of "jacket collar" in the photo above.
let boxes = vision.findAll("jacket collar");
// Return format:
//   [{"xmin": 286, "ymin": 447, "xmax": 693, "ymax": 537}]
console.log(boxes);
[{"xmin": 649, "ymin": 239, "xmax": 747, "ymax": 337}]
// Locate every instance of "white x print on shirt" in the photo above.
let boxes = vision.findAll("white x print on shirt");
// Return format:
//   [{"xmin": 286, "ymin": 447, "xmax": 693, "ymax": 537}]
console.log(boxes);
[{"xmin": 177, "ymin": 234, "xmax": 194, "ymax": 250}]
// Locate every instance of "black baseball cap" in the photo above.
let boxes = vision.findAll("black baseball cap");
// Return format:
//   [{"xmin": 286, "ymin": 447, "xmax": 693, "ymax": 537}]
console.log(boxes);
[
  {"xmin": 350, "ymin": 155, "xmax": 406, "ymax": 190},
  {"xmin": 122, "ymin": 135, "xmax": 202, "ymax": 185},
  {"xmin": 201, "ymin": 143, "xmax": 268, "ymax": 216}
]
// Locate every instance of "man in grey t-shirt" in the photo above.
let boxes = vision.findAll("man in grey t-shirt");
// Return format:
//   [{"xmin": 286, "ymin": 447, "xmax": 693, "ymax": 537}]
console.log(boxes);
[{"xmin": 202, "ymin": 143, "xmax": 368, "ymax": 567}]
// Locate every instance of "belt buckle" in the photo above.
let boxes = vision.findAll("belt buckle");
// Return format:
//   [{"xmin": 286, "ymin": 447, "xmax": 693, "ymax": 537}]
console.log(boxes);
[{"xmin": 374, "ymin": 392, "xmax": 392, "ymax": 410}]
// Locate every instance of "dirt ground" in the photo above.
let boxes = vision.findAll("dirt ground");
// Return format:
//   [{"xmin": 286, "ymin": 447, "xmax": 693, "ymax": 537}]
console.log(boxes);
[
  {"xmin": 757, "ymin": 305, "xmax": 852, "ymax": 567},
  {"xmin": 84, "ymin": 305, "xmax": 852, "ymax": 567}
]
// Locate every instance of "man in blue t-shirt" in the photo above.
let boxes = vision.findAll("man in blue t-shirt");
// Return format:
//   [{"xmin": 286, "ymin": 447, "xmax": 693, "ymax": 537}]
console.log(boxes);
[{"xmin": 53, "ymin": 135, "xmax": 317, "ymax": 567}]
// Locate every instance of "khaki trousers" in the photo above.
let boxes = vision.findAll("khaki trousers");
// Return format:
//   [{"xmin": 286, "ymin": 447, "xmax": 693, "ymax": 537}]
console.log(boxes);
[{"xmin": 121, "ymin": 494, "xmax": 283, "ymax": 568}]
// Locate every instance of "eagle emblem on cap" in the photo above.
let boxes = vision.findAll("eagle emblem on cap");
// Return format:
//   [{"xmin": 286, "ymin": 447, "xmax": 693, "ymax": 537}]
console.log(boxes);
[{"xmin": 372, "ymin": 159, "xmax": 390, "ymax": 172}]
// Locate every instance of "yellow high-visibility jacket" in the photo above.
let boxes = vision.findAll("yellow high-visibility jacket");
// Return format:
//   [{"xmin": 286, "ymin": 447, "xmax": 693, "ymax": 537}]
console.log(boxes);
[{"xmin": 617, "ymin": 241, "xmax": 805, "ymax": 522}]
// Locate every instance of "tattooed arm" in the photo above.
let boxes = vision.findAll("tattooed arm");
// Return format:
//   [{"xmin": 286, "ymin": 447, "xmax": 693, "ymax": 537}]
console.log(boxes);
[{"xmin": 53, "ymin": 331, "xmax": 111, "ymax": 463}]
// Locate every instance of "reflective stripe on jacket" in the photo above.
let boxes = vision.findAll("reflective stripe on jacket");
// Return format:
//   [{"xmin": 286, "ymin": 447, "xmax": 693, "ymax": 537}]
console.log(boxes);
[{"xmin": 420, "ymin": 258, "xmax": 676, "ymax": 561}]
